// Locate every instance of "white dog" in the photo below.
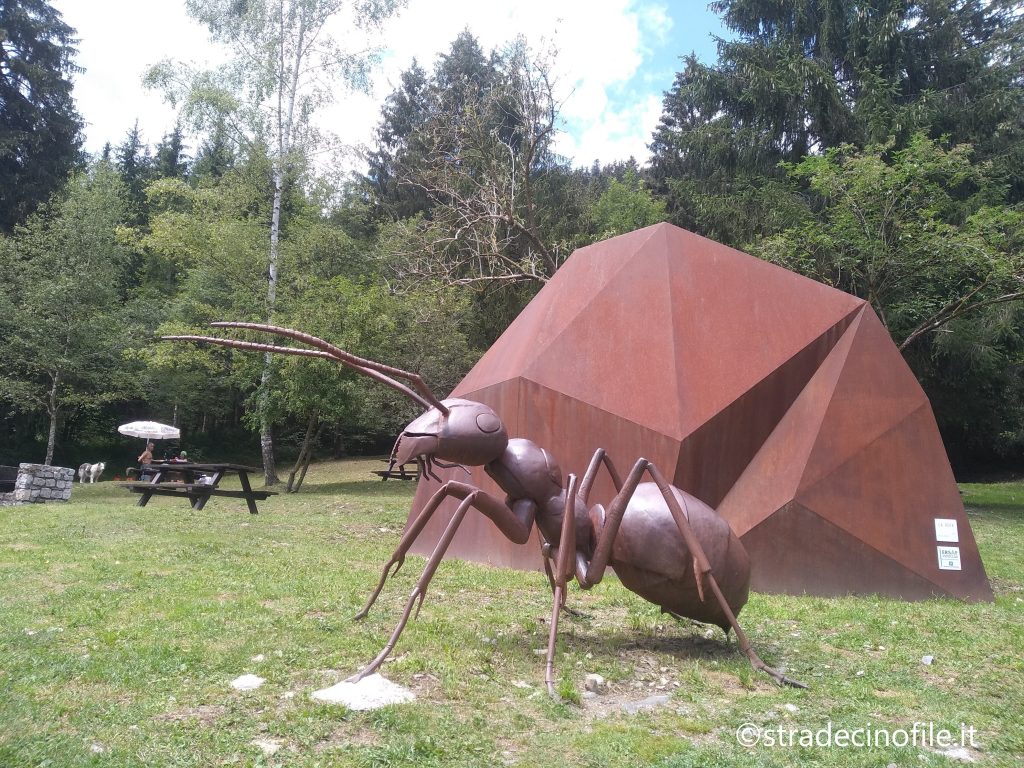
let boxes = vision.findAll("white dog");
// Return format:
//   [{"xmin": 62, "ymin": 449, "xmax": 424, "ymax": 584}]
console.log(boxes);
[{"xmin": 77, "ymin": 462, "xmax": 105, "ymax": 484}]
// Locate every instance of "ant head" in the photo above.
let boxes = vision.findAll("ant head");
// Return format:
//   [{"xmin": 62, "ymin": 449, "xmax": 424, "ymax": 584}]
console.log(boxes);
[{"xmin": 392, "ymin": 398, "xmax": 508, "ymax": 470}]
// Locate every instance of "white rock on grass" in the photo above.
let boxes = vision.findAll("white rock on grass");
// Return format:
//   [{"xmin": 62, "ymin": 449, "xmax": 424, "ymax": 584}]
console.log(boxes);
[
  {"xmin": 937, "ymin": 746, "xmax": 978, "ymax": 763},
  {"xmin": 252, "ymin": 738, "xmax": 282, "ymax": 756},
  {"xmin": 231, "ymin": 674, "xmax": 266, "ymax": 691},
  {"xmin": 585, "ymin": 674, "xmax": 608, "ymax": 694},
  {"xmin": 311, "ymin": 674, "xmax": 415, "ymax": 710}
]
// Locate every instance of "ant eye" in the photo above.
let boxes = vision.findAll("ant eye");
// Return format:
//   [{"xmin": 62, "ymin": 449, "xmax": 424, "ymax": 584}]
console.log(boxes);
[{"xmin": 476, "ymin": 413, "xmax": 502, "ymax": 433}]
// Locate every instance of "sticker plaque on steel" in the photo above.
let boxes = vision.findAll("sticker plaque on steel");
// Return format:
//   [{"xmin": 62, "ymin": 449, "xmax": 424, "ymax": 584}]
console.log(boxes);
[
  {"xmin": 937, "ymin": 546, "xmax": 962, "ymax": 571},
  {"xmin": 934, "ymin": 518, "xmax": 959, "ymax": 543}
]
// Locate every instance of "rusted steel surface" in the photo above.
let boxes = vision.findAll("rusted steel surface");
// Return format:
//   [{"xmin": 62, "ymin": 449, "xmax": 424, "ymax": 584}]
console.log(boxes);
[{"xmin": 408, "ymin": 222, "xmax": 992, "ymax": 602}]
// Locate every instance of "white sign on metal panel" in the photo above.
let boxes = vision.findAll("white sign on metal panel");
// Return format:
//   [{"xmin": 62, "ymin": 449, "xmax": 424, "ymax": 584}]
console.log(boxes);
[
  {"xmin": 934, "ymin": 518, "xmax": 959, "ymax": 543},
  {"xmin": 937, "ymin": 546, "xmax": 962, "ymax": 571}
]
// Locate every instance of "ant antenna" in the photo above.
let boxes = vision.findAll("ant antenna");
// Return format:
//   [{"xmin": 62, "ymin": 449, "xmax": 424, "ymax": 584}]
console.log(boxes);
[{"xmin": 163, "ymin": 322, "xmax": 449, "ymax": 416}]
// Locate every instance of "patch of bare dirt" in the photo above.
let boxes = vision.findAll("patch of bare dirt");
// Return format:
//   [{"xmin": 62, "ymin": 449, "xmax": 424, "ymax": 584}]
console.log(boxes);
[
  {"xmin": 154, "ymin": 704, "xmax": 226, "ymax": 726},
  {"xmin": 576, "ymin": 641, "xmax": 773, "ymax": 720},
  {"xmin": 872, "ymin": 689, "xmax": 904, "ymax": 698},
  {"xmin": 409, "ymin": 671, "xmax": 443, "ymax": 702},
  {"xmin": 920, "ymin": 669, "xmax": 960, "ymax": 690},
  {"xmin": 314, "ymin": 723, "xmax": 381, "ymax": 753}
]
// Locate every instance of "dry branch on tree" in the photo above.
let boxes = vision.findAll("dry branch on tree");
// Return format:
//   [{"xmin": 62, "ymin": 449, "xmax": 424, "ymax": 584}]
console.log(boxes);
[{"xmin": 383, "ymin": 39, "xmax": 569, "ymax": 289}]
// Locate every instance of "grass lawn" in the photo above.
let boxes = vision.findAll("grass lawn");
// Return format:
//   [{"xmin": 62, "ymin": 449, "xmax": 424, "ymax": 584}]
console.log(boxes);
[{"xmin": 1, "ymin": 458, "xmax": 1021, "ymax": 767}]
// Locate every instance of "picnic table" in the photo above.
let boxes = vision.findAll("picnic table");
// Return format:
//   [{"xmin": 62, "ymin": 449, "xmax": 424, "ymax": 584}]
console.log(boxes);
[
  {"xmin": 372, "ymin": 460, "xmax": 421, "ymax": 481},
  {"xmin": 118, "ymin": 462, "xmax": 276, "ymax": 514}
]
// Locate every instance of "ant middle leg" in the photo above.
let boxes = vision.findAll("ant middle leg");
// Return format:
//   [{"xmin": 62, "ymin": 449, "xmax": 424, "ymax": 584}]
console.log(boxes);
[
  {"xmin": 542, "ymin": 554, "xmax": 588, "ymax": 619},
  {"xmin": 578, "ymin": 448, "xmax": 624, "ymax": 505}
]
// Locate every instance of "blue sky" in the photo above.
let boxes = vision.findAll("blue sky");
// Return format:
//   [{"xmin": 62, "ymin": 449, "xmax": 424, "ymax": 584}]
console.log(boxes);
[
  {"xmin": 555, "ymin": 2, "xmax": 727, "ymax": 164},
  {"xmin": 51, "ymin": 1, "xmax": 726, "ymax": 170}
]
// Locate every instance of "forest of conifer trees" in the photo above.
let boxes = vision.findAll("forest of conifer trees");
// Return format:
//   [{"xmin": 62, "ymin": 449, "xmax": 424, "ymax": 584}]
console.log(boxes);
[{"xmin": 2, "ymin": 0, "xmax": 1021, "ymax": 479}]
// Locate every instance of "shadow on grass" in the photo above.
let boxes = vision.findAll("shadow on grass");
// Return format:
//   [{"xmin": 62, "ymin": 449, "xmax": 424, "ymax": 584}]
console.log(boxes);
[
  {"xmin": 500, "ymin": 616, "xmax": 741, "ymax": 665},
  {"xmin": 964, "ymin": 502, "xmax": 1024, "ymax": 517},
  {"xmin": 298, "ymin": 480, "xmax": 418, "ymax": 499}
]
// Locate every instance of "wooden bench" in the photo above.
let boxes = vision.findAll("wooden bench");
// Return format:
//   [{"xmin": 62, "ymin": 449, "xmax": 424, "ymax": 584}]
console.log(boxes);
[{"xmin": 119, "ymin": 481, "xmax": 277, "ymax": 514}]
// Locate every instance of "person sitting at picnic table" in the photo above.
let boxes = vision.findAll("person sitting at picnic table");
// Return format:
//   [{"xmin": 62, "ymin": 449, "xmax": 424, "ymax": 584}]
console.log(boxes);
[
  {"xmin": 135, "ymin": 442, "xmax": 155, "ymax": 480},
  {"xmin": 171, "ymin": 450, "xmax": 189, "ymax": 463}
]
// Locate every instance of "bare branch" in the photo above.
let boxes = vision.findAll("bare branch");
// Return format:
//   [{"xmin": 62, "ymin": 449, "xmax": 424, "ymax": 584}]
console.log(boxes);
[{"xmin": 383, "ymin": 38, "xmax": 565, "ymax": 290}]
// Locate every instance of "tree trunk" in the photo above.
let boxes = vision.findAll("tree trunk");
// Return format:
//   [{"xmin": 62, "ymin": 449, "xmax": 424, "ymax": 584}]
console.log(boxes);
[
  {"xmin": 293, "ymin": 421, "xmax": 324, "ymax": 493},
  {"xmin": 293, "ymin": 439, "xmax": 317, "ymax": 493},
  {"xmin": 44, "ymin": 371, "xmax": 60, "ymax": 465},
  {"xmin": 258, "ymin": 163, "xmax": 285, "ymax": 487},
  {"xmin": 260, "ymin": 376, "xmax": 278, "ymax": 486},
  {"xmin": 287, "ymin": 412, "xmax": 318, "ymax": 492},
  {"xmin": 260, "ymin": 2, "xmax": 308, "ymax": 487}
]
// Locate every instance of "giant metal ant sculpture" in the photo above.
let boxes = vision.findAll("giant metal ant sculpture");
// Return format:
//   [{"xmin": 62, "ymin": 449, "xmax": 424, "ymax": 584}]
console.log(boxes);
[{"xmin": 166, "ymin": 322, "xmax": 805, "ymax": 694}]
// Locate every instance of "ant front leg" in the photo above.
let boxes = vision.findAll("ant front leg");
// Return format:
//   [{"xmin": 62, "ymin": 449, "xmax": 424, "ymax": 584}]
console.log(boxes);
[
  {"xmin": 544, "ymin": 474, "xmax": 579, "ymax": 697},
  {"xmin": 354, "ymin": 481, "xmax": 535, "ymax": 620},
  {"xmin": 347, "ymin": 483, "xmax": 536, "ymax": 683}
]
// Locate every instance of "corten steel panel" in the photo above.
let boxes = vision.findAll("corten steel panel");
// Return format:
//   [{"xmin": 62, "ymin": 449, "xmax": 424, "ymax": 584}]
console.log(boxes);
[
  {"xmin": 716, "ymin": 316, "xmax": 859, "ymax": 537},
  {"xmin": 797, "ymin": 310, "xmax": 929, "ymax": 491},
  {"xmin": 458, "ymin": 227, "xmax": 662, "ymax": 395},
  {"xmin": 717, "ymin": 310, "xmax": 991, "ymax": 600},
  {"xmin": 405, "ymin": 222, "xmax": 992, "ymax": 601},
  {"xmin": 741, "ymin": 502, "xmax": 956, "ymax": 600},
  {"xmin": 672, "ymin": 312, "xmax": 859, "ymax": 507}
]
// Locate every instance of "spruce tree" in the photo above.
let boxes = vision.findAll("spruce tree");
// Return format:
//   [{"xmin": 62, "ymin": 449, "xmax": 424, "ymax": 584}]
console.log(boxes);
[
  {"xmin": 115, "ymin": 120, "xmax": 152, "ymax": 224},
  {"xmin": 154, "ymin": 123, "xmax": 188, "ymax": 179},
  {"xmin": 192, "ymin": 123, "xmax": 235, "ymax": 180},
  {"xmin": 0, "ymin": 0, "xmax": 83, "ymax": 231},
  {"xmin": 649, "ymin": 0, "xmax": 1024, "ymax": 246}
]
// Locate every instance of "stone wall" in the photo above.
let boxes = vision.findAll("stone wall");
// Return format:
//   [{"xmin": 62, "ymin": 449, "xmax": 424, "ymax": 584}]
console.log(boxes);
[{"xmin": 13, "ymin": 463, "xmax": 74, "ymax": 504}]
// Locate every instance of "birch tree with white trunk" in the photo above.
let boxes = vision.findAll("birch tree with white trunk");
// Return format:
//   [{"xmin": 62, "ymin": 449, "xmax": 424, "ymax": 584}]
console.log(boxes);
[{"xmin": 147, "ymin": 0, "xmax": 405, "ymax": 484}]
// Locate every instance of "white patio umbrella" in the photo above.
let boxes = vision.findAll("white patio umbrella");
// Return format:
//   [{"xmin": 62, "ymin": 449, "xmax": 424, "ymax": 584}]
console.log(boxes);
[{"xmin": 117, "ymin": 421, "xmax": 181, "ymax": 440}]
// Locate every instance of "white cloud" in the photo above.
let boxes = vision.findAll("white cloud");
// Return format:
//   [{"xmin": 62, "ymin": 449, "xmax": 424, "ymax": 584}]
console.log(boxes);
[
  {"xmin": 53, "ymin": 0, "xmax": 220, "ymax": 150},
  {"xmin": 555, "ymin": 93, "xmax": 663, "ymax": 165},
  {"xmin": 54, "ymin": 0, "xmax": 673, "ymax": 168}
]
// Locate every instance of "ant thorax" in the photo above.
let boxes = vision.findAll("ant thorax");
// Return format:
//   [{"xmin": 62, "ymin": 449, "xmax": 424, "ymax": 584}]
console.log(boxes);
[{"xmin": 485, "ymin": 438, "xmax": 564, "ymax": 506}]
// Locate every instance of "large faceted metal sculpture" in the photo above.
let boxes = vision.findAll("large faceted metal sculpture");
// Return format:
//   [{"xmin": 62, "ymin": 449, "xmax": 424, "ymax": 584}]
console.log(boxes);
[{"xmin": 407, "ymin": 223, "xmax": 992, "ymax": 602}]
